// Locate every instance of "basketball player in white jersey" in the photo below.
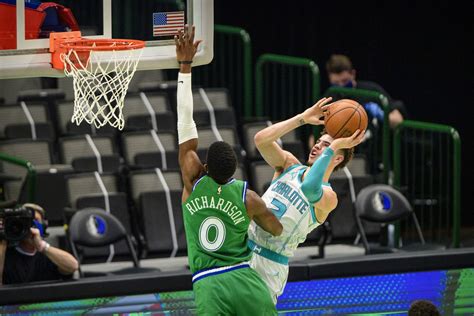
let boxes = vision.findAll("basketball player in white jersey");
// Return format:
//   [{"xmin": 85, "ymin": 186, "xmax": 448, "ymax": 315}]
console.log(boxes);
[{"xmin": 248, "ymin": 97, "xmax": 365, "ymax": 303}]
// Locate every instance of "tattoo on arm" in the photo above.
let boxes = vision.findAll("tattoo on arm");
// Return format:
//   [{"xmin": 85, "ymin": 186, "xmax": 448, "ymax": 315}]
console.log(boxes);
[{"xmin": 298, "ymin": 115, "xmax": 305, "ymax": 126}]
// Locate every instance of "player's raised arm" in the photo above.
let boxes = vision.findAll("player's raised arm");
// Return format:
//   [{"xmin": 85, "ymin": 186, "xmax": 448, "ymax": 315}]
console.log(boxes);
[
  {"xmin": 246, "ymin": 189, "xmax": 283, "ymax": 236},
  {"xmin": 254, "ymin": 97, "xmax": 332, "ymax": 171},
  {"xmin": 175, "ymin": 26, "xmax": 204, "ymax": 199}
]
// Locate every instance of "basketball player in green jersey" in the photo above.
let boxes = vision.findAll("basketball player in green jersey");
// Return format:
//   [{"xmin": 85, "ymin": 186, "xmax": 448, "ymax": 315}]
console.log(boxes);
[{"xmin": 175, "ymin": 26, "xmax": 282, "ymax": 315}]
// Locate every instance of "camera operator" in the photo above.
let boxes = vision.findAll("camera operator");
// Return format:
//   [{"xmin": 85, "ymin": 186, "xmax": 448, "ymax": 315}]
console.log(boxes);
[{"xmin": 0, "ymin": 203, "xmax": 78, "ymax": 286}]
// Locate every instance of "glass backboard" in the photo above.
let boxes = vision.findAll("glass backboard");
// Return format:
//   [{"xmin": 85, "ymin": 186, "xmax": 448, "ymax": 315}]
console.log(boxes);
[{"xmin": 0, "ymin": 0, "xmax": 213, "ymax": 78}]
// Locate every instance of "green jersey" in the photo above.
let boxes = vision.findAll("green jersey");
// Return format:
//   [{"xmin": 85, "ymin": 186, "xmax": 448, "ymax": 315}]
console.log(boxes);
[{"xmin": 183, "ymin": 175, "xmax": 251, "ymax": 273}]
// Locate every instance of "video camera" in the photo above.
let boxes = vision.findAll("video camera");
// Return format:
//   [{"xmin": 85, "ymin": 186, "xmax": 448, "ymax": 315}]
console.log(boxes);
[{"xmin": 0, "ymin": 201, "xmax": 47, "ymax": 242}]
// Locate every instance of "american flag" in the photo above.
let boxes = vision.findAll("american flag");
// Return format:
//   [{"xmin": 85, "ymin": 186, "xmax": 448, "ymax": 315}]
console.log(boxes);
[{"xmin": 153, "ymin": 11, "xmax": 185, "ymax": 37}]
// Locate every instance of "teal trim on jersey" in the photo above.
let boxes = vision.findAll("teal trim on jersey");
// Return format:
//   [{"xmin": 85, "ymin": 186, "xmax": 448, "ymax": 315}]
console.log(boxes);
[
  {"xmin": 322, "ymin": 182, "xmax": 331, "ymax": 187},
  {"xmin": 270, "ymin": 164, "xmax": 303, "ymax": 185},
  {"xmin": 248, "ymin": 239, "xmax": 289, "ymax": 265},
  {"xmin": 309, "ymin": 205, "xmax": 317, "ymax": 223},
  {"xmin": 297, "ymin": 166, "xmax": 307, "ymax": 185}
]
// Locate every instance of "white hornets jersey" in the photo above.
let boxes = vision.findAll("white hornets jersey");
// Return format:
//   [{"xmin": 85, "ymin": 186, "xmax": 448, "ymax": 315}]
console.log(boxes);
[{"xmin": 248, "ymin": 164, "xmax": 328, "ymax": 258}]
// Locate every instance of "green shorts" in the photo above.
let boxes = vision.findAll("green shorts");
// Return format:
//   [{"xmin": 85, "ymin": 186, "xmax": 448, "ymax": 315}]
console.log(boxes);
[{"xmin": 193, "ymin": 265, "xmax": 277, "ymax": 316}]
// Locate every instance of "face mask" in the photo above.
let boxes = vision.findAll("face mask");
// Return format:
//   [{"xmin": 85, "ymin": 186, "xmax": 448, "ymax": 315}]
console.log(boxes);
[
  {"xmin": 32, "ymin": 219, "xmax": 46, "ymax": 237},
  {"xmin": 331, "ymin": 80, "xmax": 353, "ymax": 88}
]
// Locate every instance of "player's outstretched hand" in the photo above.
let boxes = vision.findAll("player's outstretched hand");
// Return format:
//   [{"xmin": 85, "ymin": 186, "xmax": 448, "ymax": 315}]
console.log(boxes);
[
  {"xmin": 301, "ymin": 97, "xmax": 333, "ymax": 126},
  {"xmin": 330, "ymin": 129, "xmax": 365, "ymax": 151},
  {"xmin": 174, "ymin": 25, "xmax": 202, "ymax": 62}
]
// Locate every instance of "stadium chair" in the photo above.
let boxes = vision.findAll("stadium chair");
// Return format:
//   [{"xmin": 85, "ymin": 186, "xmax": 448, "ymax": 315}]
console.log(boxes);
[
  {"xmin": 319, "ymin": 172, "xmax": 376, "ymax": 245},
  {"xmin": 4, "ymin": 123, "xmax": 55, "ymax": 140},
  {"xmin": 0, "ymin": 139, "xmax": 73, "ymax": 225},
  {"xmin": 65, "ymin": 172, "xmax": 143, "ymax": 262},
  {"xmin": 66, "ymin": 172, "xmax": 119, "ymax": 209},
  {"xmin": 196, "ymin": 127, "xmax": 245, "ymax": 163},
  {"xmin": 122, "ymin": 92, "xmax": 175, "ymax": 132},
  {"xmin": 127, "ymin": 70, "xmax": 165, "ymax": 93},
  {"xmin": 305, "ymin": 156, "xmax": 376, "ymax": 256},
  {"xmin": 57, "ymin": 77, "xmax": 75, "ymax": 101},
  {"xmin": 17, "ymin": 88, "xmax": 65, "ymax": 106},
  {"xmin": 242, "ymin": 121, "xmax": 305, "ymax": 161},
  {"xmin": 233, "ymin": 164, "xmax": 247, "ymax": 181},
  {"xmin": 0, "ymin": 102, "xmax": 54, "ymax": 139},
  {"xmin": 59, "ymin": 135, "xmax": 120, "ymax": 173},
  {"xmin": 129, "ymin": 169, "xmax": 186, "ymax": 258},
  {"xmin": 137, "ymin": 86, "xmax": 235, "ymax": 127},
  {"xmin": 193, "ymin": 88, "xmax": 232, "ymax": 110},
  {"xmin": 0, "ymin": 78, "xmax": 43, "ymax": 105},
  {"xmin": 68, "ymin": 208, "xmax": 157, "ymax": 278},
  {"xmin": 190, "ymin": 88, "xmax": 236, "ymax": 127},
  {"xmin": 249, "ymin": 161, "xmax": 275, "ymax": 195},
  {"xmin": 121, "ymin": 130, "xmax": 178, "ymax": 169},
  {"xmin": 55, "ymin": 100, "xmax": 117, "ymax": 136},
  {"xmin": 137, "ymin": 80, "xmax": 178, "ymax": 110},
  {"xmin": 355, "ymin": 184, "xmax": 446, "ymax": 254}
]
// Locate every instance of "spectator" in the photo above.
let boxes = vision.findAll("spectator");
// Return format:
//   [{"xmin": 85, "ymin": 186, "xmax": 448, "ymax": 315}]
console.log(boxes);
[
  {"xmin": 326, "ymin": 54, "xmax": 407, "ymax": 129},
  {"xmin": 408, "ymin": 300, "xmax": 441, "ymax": 316},
  {"xmin": 0, "ymin": 203, "xmax": 78, "ymax": 286}
]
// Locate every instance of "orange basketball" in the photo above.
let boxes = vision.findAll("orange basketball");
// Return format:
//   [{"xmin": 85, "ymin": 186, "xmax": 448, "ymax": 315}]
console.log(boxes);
[{"xmin": 324, "ymin": 99, "xmax": 368, "ymax": 138}]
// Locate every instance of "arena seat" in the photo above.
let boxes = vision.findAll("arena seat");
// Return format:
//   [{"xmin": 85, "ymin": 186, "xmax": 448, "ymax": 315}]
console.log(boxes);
[
  {"xmin": 59, "ymin": 135, "xmax": 120, "ymax": 173},
  {"xmin": 122, "ymin": 92, "xmax": 175, "ymax": 132},
  {"xmin": 242, "ymin": 121, "xmax": 305, "ymax": 161},
  {"xmin": 0, "ymin": 139, "xmax": 73, "ymax": 225},
  {"xmin": 196, "ymin": 127, "xmax": 245, "ymax": 163},
  {"xmin": 355, "ymin": 184, "xmax": 446, "ymax": 254},
  {"xmin": 55, "ymin": 100, "xmax": 117, "ymax": 136},
  {"xmin": 64, "ymin": 172, "xmax": 141, "ymax": 263},
  {"xmin": 68, "ymin": 208, "xmax": 157, "ymax": 277},
  {"xmin": 129, "ymin": 169, "xmax": 186, "ymax": 258},
  {"xmin": 121, "ymin": 130, "xmax": 178, "ymax": 170},
  {"xmin": 0, "ymin": 102, "xmax": 53, "ymax": 139},
  {"xmin": 248, "ymin": 161, "xmax": 274, "ymax": 195}
]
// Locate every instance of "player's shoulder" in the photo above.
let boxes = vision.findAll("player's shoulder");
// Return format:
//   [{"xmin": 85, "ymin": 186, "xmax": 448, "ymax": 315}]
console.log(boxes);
[{"xmin": 245, "ymin": 188, "xmax": 259, "ymax": 203}]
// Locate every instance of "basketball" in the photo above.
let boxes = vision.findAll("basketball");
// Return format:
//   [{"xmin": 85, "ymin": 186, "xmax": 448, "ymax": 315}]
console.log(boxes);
[{"xmin": 324, "ymin": 99, "xmax": 368, "ymax": 138}]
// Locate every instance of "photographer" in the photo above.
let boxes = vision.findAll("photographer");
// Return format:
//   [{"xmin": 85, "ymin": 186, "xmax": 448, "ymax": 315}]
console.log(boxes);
[{"xmin": 0, "ymin": 203, "xmax": 78, "ymax": 286}]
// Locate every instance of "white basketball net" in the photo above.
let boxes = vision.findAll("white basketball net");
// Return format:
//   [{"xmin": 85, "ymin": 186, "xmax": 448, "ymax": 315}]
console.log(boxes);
[{"xmin": 62, "ymin": 45, "xmax": 143, "ymax": 130}]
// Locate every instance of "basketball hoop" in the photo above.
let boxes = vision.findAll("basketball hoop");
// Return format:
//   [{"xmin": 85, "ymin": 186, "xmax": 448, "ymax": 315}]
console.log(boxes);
[{"xmin": 50, "ymin": 32, "xmax": 145, "ymax": 130}]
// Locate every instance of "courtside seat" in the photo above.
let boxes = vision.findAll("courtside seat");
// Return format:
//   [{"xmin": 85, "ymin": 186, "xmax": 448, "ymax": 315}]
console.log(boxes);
[
  {"xmin": 64, "ymin": 172, "xmax": 141, "ymax": 263},
  {"xmin": 129, "ymin": 169, "xmax": 186, "ymax": 258},
  {"xmin": 355, "ymin": 184, "xmax": 446, "ymax": 254},
  {"xmin": 68, "ymin": 208, "xmax": 158, "ymax": 277}
]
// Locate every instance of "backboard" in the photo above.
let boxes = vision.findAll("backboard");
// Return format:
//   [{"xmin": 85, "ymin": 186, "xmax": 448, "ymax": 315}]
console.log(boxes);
[{"xmin": 0, "ymin": 0, "xmax": 213, "ymax": 79}]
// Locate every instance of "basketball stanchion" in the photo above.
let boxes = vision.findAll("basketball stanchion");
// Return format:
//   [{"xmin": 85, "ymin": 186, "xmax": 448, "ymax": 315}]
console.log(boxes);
[{"xmin": 50, "ymin": 31, "xmax": 145, "ymax": 130}]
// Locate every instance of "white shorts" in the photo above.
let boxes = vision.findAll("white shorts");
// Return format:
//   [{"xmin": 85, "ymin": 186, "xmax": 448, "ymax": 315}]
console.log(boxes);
[{"xmin": 250, "ymin": 253, "xmax": 289, "ymax": 305}]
